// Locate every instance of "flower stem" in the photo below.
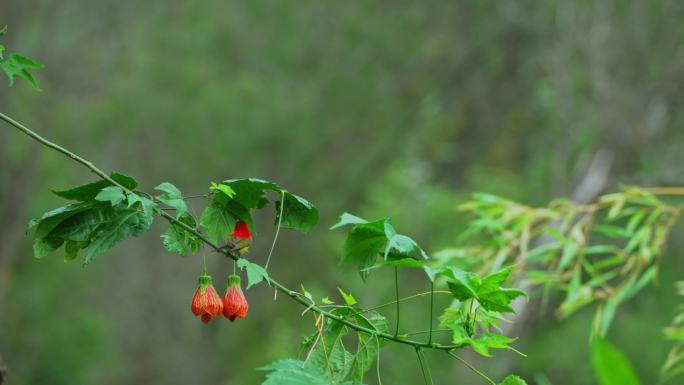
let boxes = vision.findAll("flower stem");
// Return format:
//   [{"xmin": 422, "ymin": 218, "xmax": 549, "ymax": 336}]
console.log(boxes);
[
  {"xmin": 264, "ymin": 189, "xmax": 284, "ymax": 270},
  {"xmin": 394, "ymin": 267, "xmax": 400, "ymax": 337},
  {"xmin": 428, "ymin": 282, "xmax": 434, "ymax": 345}
]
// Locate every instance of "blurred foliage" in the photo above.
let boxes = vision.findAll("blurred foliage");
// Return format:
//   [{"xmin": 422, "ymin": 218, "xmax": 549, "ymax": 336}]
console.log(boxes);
[
  {"xmin": 2, "ymin": 1, "xmax": 684, "ymax": 385},
  {"xmin": 436, "ymin": 187, "xmax": 683, "ymax": 338}
]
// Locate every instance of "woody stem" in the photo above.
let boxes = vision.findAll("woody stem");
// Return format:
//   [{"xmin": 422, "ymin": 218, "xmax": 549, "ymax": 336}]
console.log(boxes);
[{"xmin": 1, "ymin": 111, "xmax": 467, "ymax": 352}]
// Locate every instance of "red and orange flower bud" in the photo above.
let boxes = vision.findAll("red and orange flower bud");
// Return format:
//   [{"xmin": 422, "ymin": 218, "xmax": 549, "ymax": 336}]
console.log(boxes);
[
  {"xmin": 191, "ymin": 275, "xmax": 223, "ymax": 324},
  {"xmin": 223, "ymin": 274, "xmax": 249, "ymax": 322}
]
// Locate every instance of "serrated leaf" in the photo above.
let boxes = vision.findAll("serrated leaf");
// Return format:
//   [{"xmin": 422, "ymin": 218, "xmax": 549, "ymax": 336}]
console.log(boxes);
[
  {"xmin": 51, "ymin": 172, "xmax": 138, "ymax": 201},
  {"xmin": 30, "ymin": 202, "xmax": 94, "ymax": 238},
  {"xmin": 161, "ymin": 215, "xmax": 202, "ymax": 256},
  {"xmin": 337, "ymin": 288, "xmax": 357, "ymax": 306},
  {"xmin": 155, "ymin": 182, "xmax": 188, "ymax": 219},
  {"xmin": 443, "ymin": 267, "xmax": 481, "ymax": 301},
  {"xmin": 210, "ymin": 182, "xmax": 236, "ymax": 198},
  {"xmin": 95, "ymin": 186, "xmax": 126, "ymax": 206},
  {"xmin": 341, "ymin": 219, "xmax": 388, "ymax": 281},
  {"xmin": 237, "ymin": 259, "xmax": 270, "ymax": 289},
  {"xmin": 384, "ymin": 233, "xmax": 428, "ymax": 259},
  {"xmin": 259, "ymin": 359, "xmax": 332, "ymax": 385},
  {"xmin": 199, "ymin": 200, "xmax": 237, "ymax": 244},
  {"xmin": 0, "ymin": 53, "xmax": 44, "ymax": 89},
  {"xmin": 81, "ymin": 206, "xmax": 153, "ymax": 263},
  {"xmin": 221, "ymin": 178, "xmax": 279, "ymax": 209},
  {"xmin": 127, "ymin": 192, "xmax": 159, "ymax": 215},
  {"xmin": 470, "ymin": 333, "xmax": 517, "ymax": 357},
  {"xmin": 278, "ymin": 191, "xmax": 319, "ymax": 234}
]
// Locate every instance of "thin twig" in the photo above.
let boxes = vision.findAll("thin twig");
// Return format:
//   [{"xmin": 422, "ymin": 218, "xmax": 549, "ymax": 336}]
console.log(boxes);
[{"xmin": 447, "ymin": 350, "xmax": 496, "ymax": 385}]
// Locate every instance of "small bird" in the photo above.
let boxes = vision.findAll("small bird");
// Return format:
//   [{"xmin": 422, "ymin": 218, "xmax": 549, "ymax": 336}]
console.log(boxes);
[{"xmin": 219, "ymin": 221, "xmax": 252, "ymax": 258}]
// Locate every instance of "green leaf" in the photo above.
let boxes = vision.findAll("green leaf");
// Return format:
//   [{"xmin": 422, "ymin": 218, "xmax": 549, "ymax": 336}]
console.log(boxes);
[
  {"xmin": 199, "ymin": 200, "xmax": 237, "ymax": 244},
  {"xmin": 442, "ymin": 267, "xmax": 481, "ymax": 301},
  {"xmin": 499, "ymin": 375, "xmax": 528, "ymax": 385},
  {"xmin": 592, "ymin": 339, "xmax": 642, "ymax": 385},
  {"xmin": 30, "ymin": 202, "xmax": 94, "ymax": 238},
  {"xmin": 470, "ymin": 333, "xmax": 518, "ymax": 357},
  {"xmin": 278, "ymin": 191, "xmax": 319, "ymax": 234},
  {"xmin": 477, "ymin": 287, "xmax": 527, "ymax": 313},
  {"xmin": 0, "ymin": 53, "xmax": 43, "ymax": 89},
  {"xmin": 210, "ymin": 182, "xmax": 236, "ymax": 198},
  {"xmin": 221, "ymin": 178, "xmax": 279, "ymax": 209},
  {"xmin": 155, "ymin": 182, "xmax": 188, "ymax": 219},
  {"xmin": 161, "ymin": 214, "xmax": 202, "ymax": 256},
  {"xmin": 127, "ymin": 192, "xmax": 159, "ymax": 215},
  {"xmin": 337, "ymin": 288, "xmax": 357, "ymax": 306},
  {"xmin": 331, "ymin": 213, "xmax": 368, "ymax": 229},
  {"xmin": 64, "ymin": 240, "xmax": 86, "ymax": 262},
  {"xmin": 341, "ymin": 219, "xmax": 388, "ymax": 281},
  {"xmin": 383, "ymin": 233, "xmax": 428, "ymax": 259},
  {"xmin": 94, "ymin": 186, "xmax": 126, "ymax": 206},
  {"xmin": 51, "ymin": 172, "xmax": 138, "ymax": 201},
  {"xmin": 33, "ymin": 237, "xmax": 63, "ymax": 259},
  {"xmin": 362, "ymin": 256, "xmax": 424, "ymax": 272},
  {"xmin": 259, "ymin": 359, "xmax": 333, "ymax": 385},
  {"xmin": 303, "ymin": 318, "xmax": 354, "ymax": 383},
  {"xmin": 81, "ymin": 205, "xmax": 153, "ymax": 263},
  {"xmin": 593, "ymin": 225, "xmax": 631, "ymax": 239},
  {"xmin": 237, "ymin": 259, "xmax": 270, "ymax": 289}
]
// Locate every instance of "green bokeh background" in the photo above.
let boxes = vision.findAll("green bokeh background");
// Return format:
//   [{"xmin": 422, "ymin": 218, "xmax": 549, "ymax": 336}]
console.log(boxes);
[{"xmin": 2, "ymin": 1, "xmax": 684, "ymax": 384}]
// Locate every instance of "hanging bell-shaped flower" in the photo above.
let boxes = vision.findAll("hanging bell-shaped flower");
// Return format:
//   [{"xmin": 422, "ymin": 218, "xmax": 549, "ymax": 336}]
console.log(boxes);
[
  {"xmin": 223, "ymin": 274, "xmax": 249, "ymax": 322},
  {"xmin": 191, "ymin": 275, "xmax": 224, "ymax": 324}
]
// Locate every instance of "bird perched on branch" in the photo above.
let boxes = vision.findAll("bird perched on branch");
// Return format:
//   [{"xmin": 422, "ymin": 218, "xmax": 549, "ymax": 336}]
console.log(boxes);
[{"xmin": 219, "ymin": 221, "xmax": 252, "ymax": 258}]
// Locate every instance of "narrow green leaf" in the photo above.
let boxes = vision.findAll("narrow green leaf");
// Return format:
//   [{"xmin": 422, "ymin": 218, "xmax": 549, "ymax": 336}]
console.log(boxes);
[
  {"xmin": 592, "ymin": 339, "xmax": 642, "ymax": 385},
  {"xmin": 337, "ymin": 287, "xmax": 357, "ymax": 306},
  {"xmin": 51, "ymin": 172, "xmax": 138, "ymax": 201}
]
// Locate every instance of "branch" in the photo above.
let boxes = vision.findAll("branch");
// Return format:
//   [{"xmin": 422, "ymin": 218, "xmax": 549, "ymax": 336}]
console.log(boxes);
[{"xmin": 0, "ymin": 111, "xmax": 466, "ymax": 352}]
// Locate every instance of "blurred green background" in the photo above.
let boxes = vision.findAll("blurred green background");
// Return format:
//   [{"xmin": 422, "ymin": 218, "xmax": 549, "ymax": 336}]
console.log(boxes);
[{"xmin": 2, "ymin": 1, "xmax": 684, "ymax": 384}]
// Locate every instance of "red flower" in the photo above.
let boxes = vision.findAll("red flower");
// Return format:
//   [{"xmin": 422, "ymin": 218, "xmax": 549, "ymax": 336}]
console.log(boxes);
[
  {"xmin": 232, "ymin": 221, "xmax": 252, "ymax": 240},
  {"xmin": 191, "ymin": 275, "xmax": 223, "ymax": 324},
  {"xmin": 223, "ymin": 274, "xmax": 249, "ymax": 322}
]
